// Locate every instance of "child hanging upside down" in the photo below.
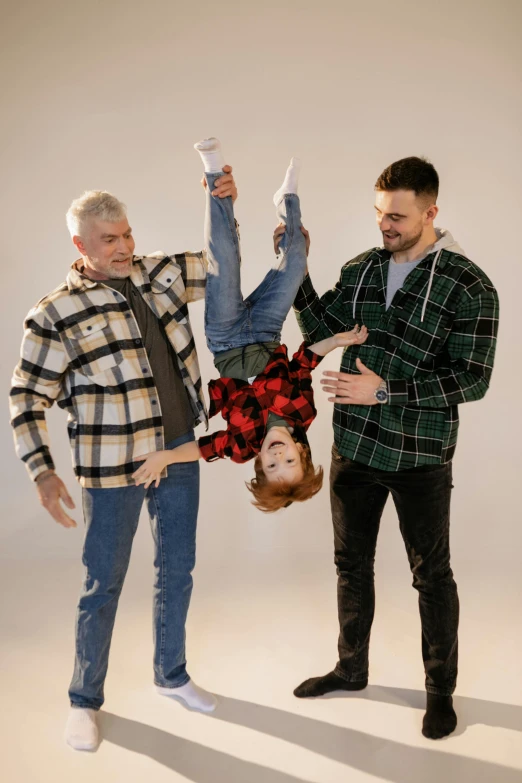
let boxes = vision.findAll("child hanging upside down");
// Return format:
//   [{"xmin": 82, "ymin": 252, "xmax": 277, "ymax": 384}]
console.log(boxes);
[{"xmin": 133, "ymin": 139, "xmax": 368, "ymax": 512}]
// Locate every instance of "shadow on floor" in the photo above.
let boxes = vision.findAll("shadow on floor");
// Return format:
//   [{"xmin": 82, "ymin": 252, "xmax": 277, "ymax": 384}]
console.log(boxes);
[
  {"xmin": 355, "ymin": 685, "xmax": 522, "ymax": 737},
  {"xmin": 101, "ymin": 712, "xmax": 307, "ymax": 783},
  {"xmin": 101, "ymin": 688, "xmax": 521, "ymax": 783}
]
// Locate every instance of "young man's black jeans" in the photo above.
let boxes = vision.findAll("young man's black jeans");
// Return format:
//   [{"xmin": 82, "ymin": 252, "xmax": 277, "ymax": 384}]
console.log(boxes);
[{"xmin": 330, "ymin": 446, "xmax": 459, "ymax": 696}]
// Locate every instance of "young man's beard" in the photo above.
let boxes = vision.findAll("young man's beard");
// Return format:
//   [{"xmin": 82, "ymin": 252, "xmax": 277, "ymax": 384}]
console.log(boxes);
[{"xmin": 383, "ymin": 225, "xmax": 423, "ymax": 253}]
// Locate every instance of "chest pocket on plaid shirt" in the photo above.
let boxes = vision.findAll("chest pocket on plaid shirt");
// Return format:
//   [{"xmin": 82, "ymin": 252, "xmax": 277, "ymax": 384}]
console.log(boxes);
[
  {"xmin": 388, "ymin": 318, "xmax": 446, "ymax": 367},
  {"xmin": 62, "ymin": 314, "xmax": 124, "ymax": 379}
]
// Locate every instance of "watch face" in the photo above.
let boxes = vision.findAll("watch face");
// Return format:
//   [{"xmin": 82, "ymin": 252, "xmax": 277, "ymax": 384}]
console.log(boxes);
[{"xmin": 376, "ymin": 389, "xmax": 388, "ymax": 402}]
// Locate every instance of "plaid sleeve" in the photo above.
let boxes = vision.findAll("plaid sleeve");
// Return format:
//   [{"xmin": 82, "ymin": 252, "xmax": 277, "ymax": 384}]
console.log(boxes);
[
  {"xmin": 388, "ymin": 285, "xmax": 499, "ymax": 407},
  {"xmin": 288, "ymin": 342, "xmax": 324, "ymax": 381},
  {"xmin": 293, "ymin": 272, "xmax": 351, "ymax": 343},
  {"xmin": 9, "ymin": 308, "xmax": 69, "ymax": 481},
  {"xmin": 285, "ymin": 342, "xmax": 322, "ymax": 413},
  {"xmin": 206, "ymin": 378, "xmax": 226, "ymax": 418},
  {"xmin": 175, "ymin": 250, "xmax": 207, "ymax": 303},
  {"xmin": 198, "ymin": 430, "xmax": 234, "ymax": 462}
]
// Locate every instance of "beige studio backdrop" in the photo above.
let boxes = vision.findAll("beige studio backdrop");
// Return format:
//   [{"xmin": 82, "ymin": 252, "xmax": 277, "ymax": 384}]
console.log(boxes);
[
  {"xmin": 0, "ymin": 0, "xmax": 520, "ymax": 686},
  {"xmin": 2, "ymin": 0, "xmax": 519, "ymax": 562}
]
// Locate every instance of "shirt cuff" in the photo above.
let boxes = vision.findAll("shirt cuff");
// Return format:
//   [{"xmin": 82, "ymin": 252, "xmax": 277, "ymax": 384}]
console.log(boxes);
[
  {"xmin": 27, "ymin": 448, "xmax": 56, "ymax": 482},
  {"xmin": 197, "ymin": 436, "xmax": 221, "ymax": 462},
  {"xmin": 294, "ymin": 341, "xmax": 324, "ymax": 370},
  {"xmin": 304, "ymin": 346, "xmax": 324, "ymax": 368},
  {"xmin": 387, "ymin": 379, "xmax": 410, "ymax": 405}
]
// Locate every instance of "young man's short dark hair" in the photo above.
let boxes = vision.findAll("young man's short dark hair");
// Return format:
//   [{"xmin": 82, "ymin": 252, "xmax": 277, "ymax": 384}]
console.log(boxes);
[{"xmin": 375, "ymin": 157, "xmax": 439, "ymax": 203}]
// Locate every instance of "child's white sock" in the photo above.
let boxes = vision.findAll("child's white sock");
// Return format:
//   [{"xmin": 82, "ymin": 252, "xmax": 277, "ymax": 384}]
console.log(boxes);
[
  {"xmin": 65, "ymin": 707, "xmax": 99, "ymax": 751},
  {"xmin": 194, "ymin": 137, "xmax": 226, "ymax": 173},
  {"xmin": 156, "ymin": 679, "xmax": 217, "ymax": 713},
  {"xmin": 273, "ymin": 157, "xmax": 301, "ymax": 206}
]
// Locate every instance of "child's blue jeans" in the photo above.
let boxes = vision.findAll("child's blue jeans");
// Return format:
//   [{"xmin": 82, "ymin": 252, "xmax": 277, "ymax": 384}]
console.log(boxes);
[{"xmin": 203, "ymin": 172, "xmax": 307, "ymax": 357}]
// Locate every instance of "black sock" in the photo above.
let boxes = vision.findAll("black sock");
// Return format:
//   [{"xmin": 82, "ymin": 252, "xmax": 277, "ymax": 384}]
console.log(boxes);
[
  {"xmin": 294, "ymin": 671, "xmax": 368, "ymax": 698},
  {"xmin": 422, "ymin": 693, "xmax": 457, "ymax": 739}
]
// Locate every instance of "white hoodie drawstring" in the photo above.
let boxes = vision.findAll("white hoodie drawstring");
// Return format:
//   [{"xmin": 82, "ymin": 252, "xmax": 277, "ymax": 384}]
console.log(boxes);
[
  {"xmin": 352, "ymin": 258, "xmax": 373, "ymax": 321},
  {"xmin": 420, "ymin": 249, "xmax": 442, "ymax": 323},
  {"xmin": 354, "ymin": 247, "xmax": 444, "ymax": 324}
]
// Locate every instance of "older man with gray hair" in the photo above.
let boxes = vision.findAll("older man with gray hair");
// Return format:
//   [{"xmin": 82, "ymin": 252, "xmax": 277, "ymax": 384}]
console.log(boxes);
[{"xmin": 10, "ymin": 167, "xmax": 236, "ymax": 750}]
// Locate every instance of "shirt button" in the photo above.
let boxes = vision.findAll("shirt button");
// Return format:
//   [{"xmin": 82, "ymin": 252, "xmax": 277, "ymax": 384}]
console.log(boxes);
[
  {"xmin": 86, "ymin": 325, "xmax": 92, "ymax": 330},
  {"xmin": 166, "ymin": 278, "xmax": 172, "ymax": 283},
  {"xmin": 142, "ymin": 367, "xmax": 148, "ymax": 373},
  {"xmin": 134, "ymin": 338, "xmax": 141, "ymax": 345},
  {"xmin": 125, "ymin": 312, "xmax": 131, "ymax": 318},
  {"xmin": 155, "ymin": 432, "xmax": 161, "ymax": 438},
  {"xmin": 151, "ymin": 400, "xmax": 157, "ymax": 405}
]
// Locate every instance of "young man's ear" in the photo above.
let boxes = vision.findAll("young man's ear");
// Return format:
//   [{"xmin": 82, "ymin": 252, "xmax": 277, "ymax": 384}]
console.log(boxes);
[
  {"xmin": 424, "ymin": 204, "xmax": 439, "ymax": 224},
  {"xmin": 296, "ymin": 442, "xmax": 304, "ymax": 452}
]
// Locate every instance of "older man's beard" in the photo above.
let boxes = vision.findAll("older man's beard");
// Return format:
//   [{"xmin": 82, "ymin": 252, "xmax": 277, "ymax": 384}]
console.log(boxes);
[{"xmin": 106, "ymin": 258, "xmax": 133, "ymax": 279}]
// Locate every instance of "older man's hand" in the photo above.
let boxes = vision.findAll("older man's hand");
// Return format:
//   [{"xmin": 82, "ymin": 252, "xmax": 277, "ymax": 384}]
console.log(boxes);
[
  {"xmin": 201, "ymin": 164, "xmax": 238, "ymax": 202},
  {"xmin": 36, "ymin": 472, "xmax": 77, "ymax": 528}
]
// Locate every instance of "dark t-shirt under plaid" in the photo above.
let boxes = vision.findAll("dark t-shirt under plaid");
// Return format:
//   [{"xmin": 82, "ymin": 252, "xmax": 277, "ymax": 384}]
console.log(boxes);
[{"xmin": 107, "ymin": 277, "xmax": 193, "ymax": 442}]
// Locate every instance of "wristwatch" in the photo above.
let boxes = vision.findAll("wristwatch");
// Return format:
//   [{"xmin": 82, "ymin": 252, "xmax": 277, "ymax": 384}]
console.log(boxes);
[{"xmin": 374, "ymin": 380, "xmax": 389, "ymax": 404}]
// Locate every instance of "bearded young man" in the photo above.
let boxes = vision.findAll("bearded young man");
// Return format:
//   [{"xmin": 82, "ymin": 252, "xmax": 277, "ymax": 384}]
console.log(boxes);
[{"xmin": 285, "ymin": 157, "xmax": 499, "ymax": 739}]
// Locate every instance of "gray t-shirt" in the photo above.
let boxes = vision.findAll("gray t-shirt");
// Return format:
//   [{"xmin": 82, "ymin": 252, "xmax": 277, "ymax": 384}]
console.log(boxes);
[
  {"xmin": 107, "ymin": 277, "xmax": 194, "ymax": 443},
  {"xmin": 267, "ymin": 412, "xmax": 293, "ymax": 434},
  {"xmin": 385, "ymin": 256, "xmax": 423, "ymax": 310}
]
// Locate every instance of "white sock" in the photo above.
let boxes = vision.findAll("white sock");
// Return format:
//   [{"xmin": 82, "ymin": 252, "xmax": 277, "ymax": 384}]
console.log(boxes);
[
  {"xmin": 65, "ymin": 707, "xmax": 99, "ymax": 751},
  {"xmin": 273, "ymin": 157, "xmax": 301, "ymax": 206},
  {"xmin": 156, "ymin": 679, "xmax": 217, "ymax": 713},
  {"xmin": 194, "ymin": 137, "xmax": 226, "ymax": 173}
]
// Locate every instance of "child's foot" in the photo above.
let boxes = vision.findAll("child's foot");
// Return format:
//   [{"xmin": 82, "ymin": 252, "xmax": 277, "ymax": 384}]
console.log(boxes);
[
  {"xmin": 294, "ymin": 670, "xmax": 368, "ymax": 698},
  {"xmin": 194, "ymin": 137, "xmax": 226, "ymax": 173},
  {"xmin": 156, "ymin": 679, "xmax": 218, "ymax": 713},
  {"xmin": 422, "ymin": 693, "xmax": 457, "ymax": 739},
  {"xmin": 273, "ymin": 157, "xmax": 301, "ymax": 206},
  {"xmin": 65, "ymin": 707, "xmax": 99, "ymax": 751}
]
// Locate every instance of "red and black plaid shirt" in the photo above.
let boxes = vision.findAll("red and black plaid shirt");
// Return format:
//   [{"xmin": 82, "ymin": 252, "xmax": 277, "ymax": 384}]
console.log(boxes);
[{"xmin": 198, "ymin": 343, "xmax": 323, "ymax": 463}]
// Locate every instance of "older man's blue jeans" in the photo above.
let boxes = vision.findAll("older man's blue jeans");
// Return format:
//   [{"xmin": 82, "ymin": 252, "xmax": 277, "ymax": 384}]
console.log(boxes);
[{"xmin": 69, "ymin": 431, "xmax": 199, "ymax": 710}]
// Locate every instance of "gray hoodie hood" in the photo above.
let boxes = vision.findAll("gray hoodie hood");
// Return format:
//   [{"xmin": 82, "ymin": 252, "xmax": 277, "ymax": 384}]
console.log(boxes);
[
  {"xmin": 417, "ymin": 228, "xmax": 465, "ymax": 321},
  {"xmin": 428, "ymin": 227, "xmax": 465, "ymax": 258}
]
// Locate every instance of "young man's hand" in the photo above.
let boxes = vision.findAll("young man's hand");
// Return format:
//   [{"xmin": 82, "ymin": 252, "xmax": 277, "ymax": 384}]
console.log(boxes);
[
  {"xmin": 321, "ymin": 358, "xmax": 383, "ymax": 405},
  {"xmin": 201, "ymin": 164, "xmax": 238, "ymax": 202},
  {"xmin": 273, "ymin": 223, "xmax": 310, "ymax": 257},
  {"xmin": 132, "ymin": 451, "xmax": 170, "ymax": 488},
  {"xmin": 36, "ymin": 472, "xmax": 77, "ymax": 528}
]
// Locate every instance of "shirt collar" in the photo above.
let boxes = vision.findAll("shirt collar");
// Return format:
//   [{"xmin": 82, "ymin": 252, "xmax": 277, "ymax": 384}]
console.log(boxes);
[{"xmin": 66, "ymin": 256, "xmax": 143, "ymax": 293}]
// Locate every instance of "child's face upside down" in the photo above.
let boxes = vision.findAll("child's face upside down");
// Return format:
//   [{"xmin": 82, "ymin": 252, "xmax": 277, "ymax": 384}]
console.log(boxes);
[{"xmin": 259, "ymin": 426, "xmax": 304, "ymax": 484}]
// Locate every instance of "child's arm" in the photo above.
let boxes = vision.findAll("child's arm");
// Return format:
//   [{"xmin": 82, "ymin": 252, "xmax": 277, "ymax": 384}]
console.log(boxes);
[
  {"xmin": 132, "ymin": 441, "xmax": 201, "ymax": 488},
  {"xmin": 288, "ymin": 326, "xmax": 369, "ymax": 388},
  {"xmin": 309, "ymin": 325, "xmax": 368, "ymax": 357}
]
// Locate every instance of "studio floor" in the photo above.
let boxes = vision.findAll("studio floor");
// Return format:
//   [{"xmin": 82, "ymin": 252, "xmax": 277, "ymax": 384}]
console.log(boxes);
[{"xmin": 2, "ymin": 546, "xmax": 520, "ymax": 783}]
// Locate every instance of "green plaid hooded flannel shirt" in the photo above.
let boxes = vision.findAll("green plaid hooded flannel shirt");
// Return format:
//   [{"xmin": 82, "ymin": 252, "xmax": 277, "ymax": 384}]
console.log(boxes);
[{"xmin": 294, "ymin": 239, "xmax": 499, "ymax": 471}]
